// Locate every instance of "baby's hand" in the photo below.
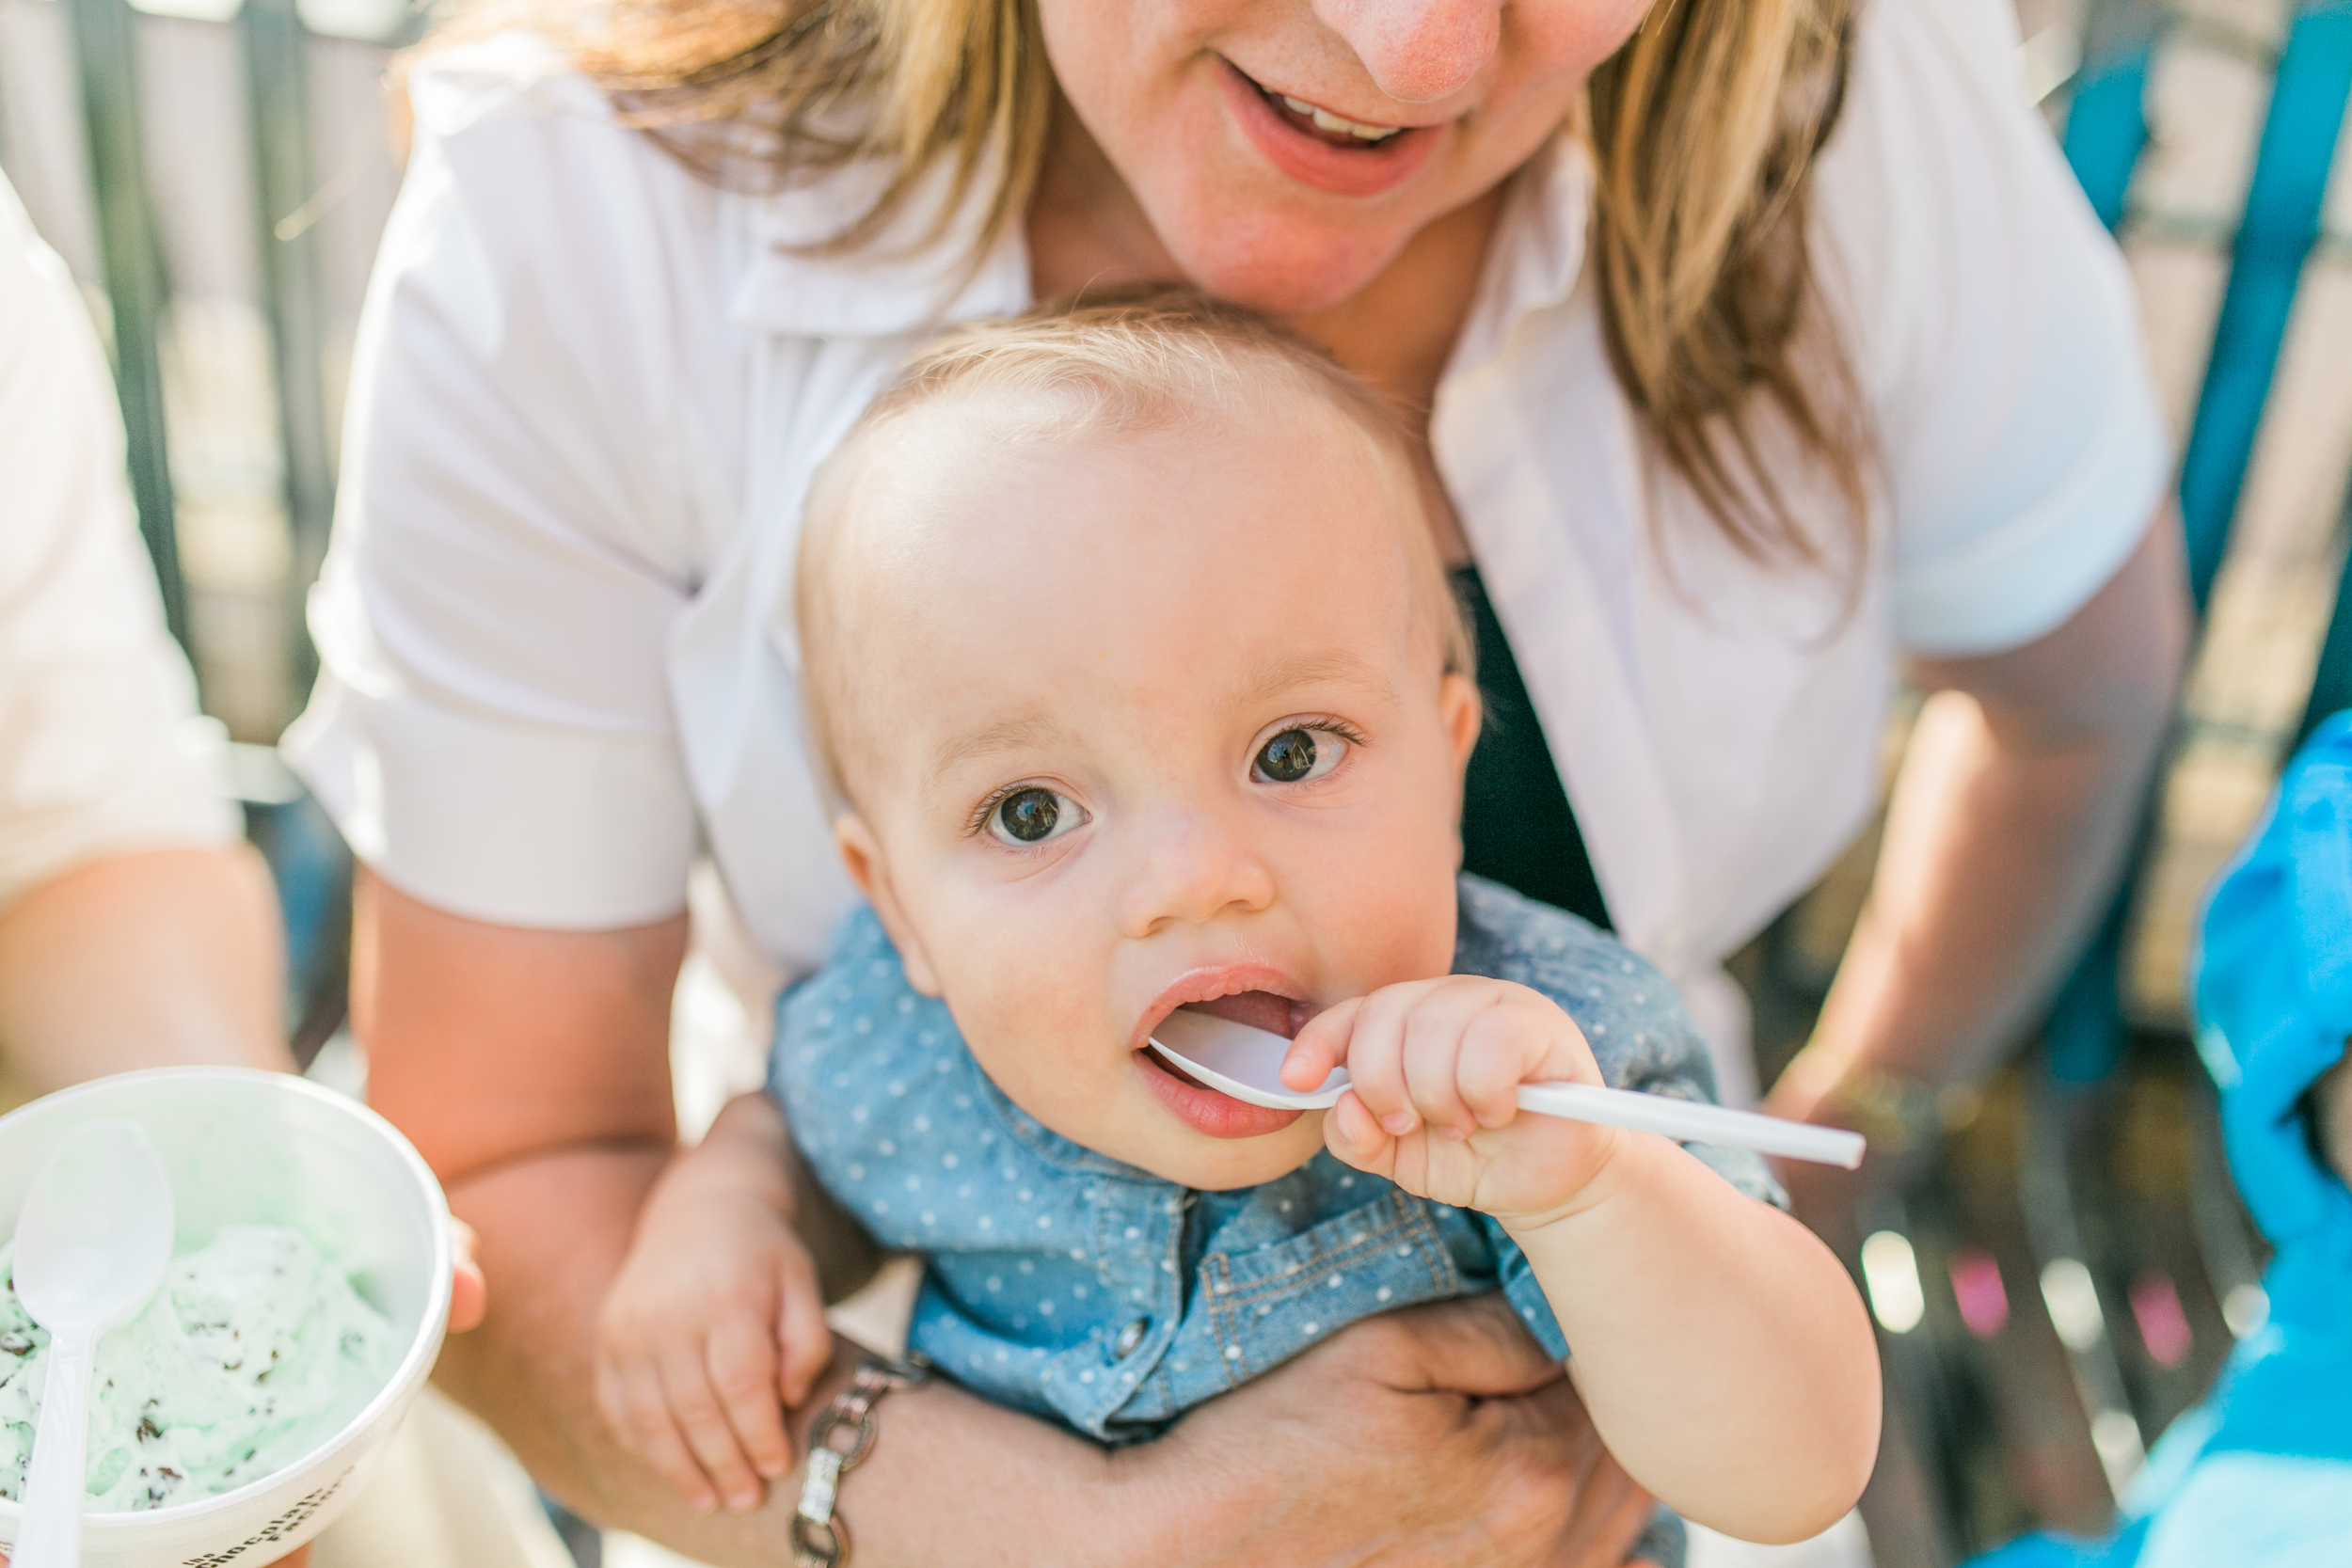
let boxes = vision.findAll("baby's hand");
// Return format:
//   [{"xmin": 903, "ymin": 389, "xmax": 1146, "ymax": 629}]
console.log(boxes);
[
  {"xmin": 1283, "ymin": 977, "xmax": 1621, "ymax": 1226},
  {"xmin": 593, "ymin": 1164, "xmax": 832, "ymax": 1514}
]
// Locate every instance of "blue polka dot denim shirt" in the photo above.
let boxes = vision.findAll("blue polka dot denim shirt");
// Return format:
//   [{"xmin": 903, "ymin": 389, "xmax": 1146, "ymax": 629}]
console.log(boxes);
[{"xmin": 771, "ymin": 874, "xmax": 1780, "ymax": 1445}]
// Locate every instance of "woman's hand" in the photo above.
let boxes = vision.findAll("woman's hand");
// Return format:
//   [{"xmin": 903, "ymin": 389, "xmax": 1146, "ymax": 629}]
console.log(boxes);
[
  {"xmin": 1135, "ymin": 1293, "xmax": 1661, "ymax": 1568},
  {"xmin": 450, "ymin": 1216, "xmax": 487, "ymax": 1334},
  {"xmin": 758, "ymin": 1291, "xmax": 1661, "ymax": 1568}
]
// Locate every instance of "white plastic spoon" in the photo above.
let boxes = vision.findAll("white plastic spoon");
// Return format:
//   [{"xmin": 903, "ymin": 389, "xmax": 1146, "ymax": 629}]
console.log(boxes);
[
  {"xmin": 1149, "ymin": 1009, "xmax": 1865, "ymax": 1169},
  {"xmin": 10, "ymin": 1119, "xmax": 176, "ymax": 1568}
]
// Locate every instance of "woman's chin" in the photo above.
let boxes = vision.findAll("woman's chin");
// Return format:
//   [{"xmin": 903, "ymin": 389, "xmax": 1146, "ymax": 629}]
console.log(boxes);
[{"xmin": 1160, "ymin": 220, "xmax": 1410, "ymax": 321}]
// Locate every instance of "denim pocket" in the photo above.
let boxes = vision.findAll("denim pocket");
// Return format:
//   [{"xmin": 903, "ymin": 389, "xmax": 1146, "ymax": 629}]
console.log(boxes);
[{"xmin": 1198, "ymin": 1187, "xmax": 1464, "ymax": 1385}]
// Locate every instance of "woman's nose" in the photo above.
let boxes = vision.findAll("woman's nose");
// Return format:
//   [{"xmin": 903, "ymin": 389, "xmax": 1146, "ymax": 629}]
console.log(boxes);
[
  {"xmin": 1310, "ymin": 0, "xmax": 1503, "ymax": 104},
  {"xmin": 1117, "ymin": 817, "xmax": 1278, "ymax": 937}
]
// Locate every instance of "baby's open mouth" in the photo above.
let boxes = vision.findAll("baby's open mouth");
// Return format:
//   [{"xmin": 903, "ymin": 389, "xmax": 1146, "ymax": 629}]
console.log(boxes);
[
  {"xmin": 1143, "ymin": 1048, "xmax": 1215, "ymax": 1091},
  {"xmin": 1177, "ymin": 990, "xmax": 1302, "ymax": 1037},
  {"xmin": 1140, "ymin": 995, "xmax": 1297, "ymax": 1090},
  {"xmin": 1136, "ymin": 992, "xmax": 1311, "ymax": 1138}
]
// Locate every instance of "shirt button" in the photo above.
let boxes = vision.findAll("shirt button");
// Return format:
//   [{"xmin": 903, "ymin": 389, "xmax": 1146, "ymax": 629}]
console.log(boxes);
[{"xmin": 1114, "ymin": 1318, "xmax": 1150, "ymax": 1359}]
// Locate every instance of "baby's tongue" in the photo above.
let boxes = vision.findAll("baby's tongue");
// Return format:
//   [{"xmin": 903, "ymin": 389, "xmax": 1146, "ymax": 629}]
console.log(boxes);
[{"xmin": 1180, "ymin": 991, "xmax": 1299, "ymax": 1040}]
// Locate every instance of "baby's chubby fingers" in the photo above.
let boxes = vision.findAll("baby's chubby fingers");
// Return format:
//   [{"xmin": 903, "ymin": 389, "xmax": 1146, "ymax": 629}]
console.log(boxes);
[
  {"xmin": 1323, "ymin": 1087, "xmax": 1411, "ymax": 1186},
  {"xmin": 706, "ymin": 1312, "xmax": 792, "ymax": 1482},
  {"xmin": 1454, "ymin": 1002, "xmax": 1537, "ymax": 1131},
  {"xmin": 1398, "ymin": 984, "xmax": 1518, "ymax": 1138},
  {"xmin": 775, "ymin": 1245, "xmax": 834, "ymax": 1410},
  {"xmin": 605, "ymin": 1355, "xmax": 720, "ymax": 1513},
  {"xmin": 1279, "ymin": 997, "xmax": 1362, "ymax": 1094},
  {"xmin": 660, "ymin": 1342, "xmax": 768, "ymax": 1513},
  {"xmin": 1327, "ymin": 979, "xmax": 1453, "ymax": 1135},
  {"xmin": 1454, "ymin": 988, "xmax": 1597, "ymax": 1128}
]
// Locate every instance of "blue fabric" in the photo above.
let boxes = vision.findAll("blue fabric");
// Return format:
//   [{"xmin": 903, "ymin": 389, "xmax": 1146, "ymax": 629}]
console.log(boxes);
[
  {"xmin": 771, "ymin": 874, "xmax": 1779, "ymax": 1446},
  {"xmin": 1970, "ymin": 716, "xmax": 2352, "ymax": 1565},
  {"xmin": 2196, "ymin": 714, "xmax": 2352, "ymax": 1248}
]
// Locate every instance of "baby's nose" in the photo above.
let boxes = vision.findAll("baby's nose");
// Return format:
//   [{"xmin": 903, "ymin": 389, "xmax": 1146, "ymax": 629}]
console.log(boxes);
[{"xmin": 1117, "ymin": 817, "xmax": 1279, "ymax": 936}]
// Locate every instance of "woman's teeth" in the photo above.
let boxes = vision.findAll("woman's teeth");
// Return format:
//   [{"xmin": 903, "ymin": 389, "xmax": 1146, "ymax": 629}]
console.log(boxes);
[{"xmin": 1278, "ymin": 94, "xmax": 1405, "ymax": 143}]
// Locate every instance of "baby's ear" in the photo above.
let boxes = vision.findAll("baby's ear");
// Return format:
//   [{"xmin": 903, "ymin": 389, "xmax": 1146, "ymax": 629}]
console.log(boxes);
[
  {"xmin": 1440, "ymin": 672, "xmax": 1483, "ymax": 772},
  {"xmin": 834, "ymin": 815, "xmax": 946, "ymax": 997}
]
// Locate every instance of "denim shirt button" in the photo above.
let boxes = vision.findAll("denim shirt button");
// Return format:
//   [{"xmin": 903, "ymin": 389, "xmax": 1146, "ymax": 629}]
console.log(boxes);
[{"xmin": 1114, "ymin": 1318, "xmax": 1150, "ymax": 1359}]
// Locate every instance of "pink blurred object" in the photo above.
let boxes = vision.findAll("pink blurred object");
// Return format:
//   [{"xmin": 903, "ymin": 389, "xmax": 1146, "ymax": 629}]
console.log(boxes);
[
  {"xmin": 1948, "ymin": 1248, "xmax": 2010, "ymax": 1338},
  {"xmin": 2129, "ymin": 1273, "xmax": 2193, "ymax": 1368}
]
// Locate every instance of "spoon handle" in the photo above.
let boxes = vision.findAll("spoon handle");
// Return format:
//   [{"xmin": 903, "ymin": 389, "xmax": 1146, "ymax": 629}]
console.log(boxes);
[
  {"xmin": 14, "ymin": 1323, "xmax": 91, "ymax": 1568},
  {"xmin": 1514, "ymin": 1082, "xmax": 1866, "ymax": 1169}
]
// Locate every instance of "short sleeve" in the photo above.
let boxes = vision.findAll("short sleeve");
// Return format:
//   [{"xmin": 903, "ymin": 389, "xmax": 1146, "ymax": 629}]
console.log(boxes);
[
  {"xmin": 1821, "ymin": 0, "xmax": 2171, "ymax": 657},
  {"xmin": 0, "ymin": 176, "xmax": 235, "ymax": 912},
  {"xmin": 283, "ymin": 38, "xmax": 738, "ymax": 928}
]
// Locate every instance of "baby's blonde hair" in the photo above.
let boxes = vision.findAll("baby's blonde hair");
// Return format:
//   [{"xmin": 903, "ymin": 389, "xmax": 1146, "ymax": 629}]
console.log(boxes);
[{"xmin": 798, "ymin": 291, "xmax": 1475, "ymax": 811}]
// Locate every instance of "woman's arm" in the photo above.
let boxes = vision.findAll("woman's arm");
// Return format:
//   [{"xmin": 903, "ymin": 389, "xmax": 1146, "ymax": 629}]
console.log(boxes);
[
  {"xmin": 1767, "ymin": 515, "xmax": 2190, "ymax": 1212},
  {"xmin": 360, "ymin": 872, "xmax": 1658, "ymax": 1566},
  {"xmin": 0, "ymin": 846, "xmax": 286, "ymax": 1089}
]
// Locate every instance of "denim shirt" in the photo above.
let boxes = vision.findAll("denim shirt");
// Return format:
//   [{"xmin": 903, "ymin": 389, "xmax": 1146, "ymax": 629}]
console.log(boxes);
[{"xmin": 771, "ymin": 874, "xmax": 1780, "ymax": 1443}]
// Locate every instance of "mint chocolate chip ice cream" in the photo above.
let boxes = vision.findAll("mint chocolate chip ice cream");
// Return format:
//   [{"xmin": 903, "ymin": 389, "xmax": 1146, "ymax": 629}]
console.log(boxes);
[{"xmin": 0, "ymin": 1224, "xmax": 398, "ymax": 1511}]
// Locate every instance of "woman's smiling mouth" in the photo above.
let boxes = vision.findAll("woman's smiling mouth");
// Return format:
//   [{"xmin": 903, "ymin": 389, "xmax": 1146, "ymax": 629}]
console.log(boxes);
[
  {"xmin": 1267, "ymin": 91, "xmax": 1406, "ymax": 144},
  {"xmin": 1216, "ymin": 58, "xmax": 1443, "ymax": 198}
]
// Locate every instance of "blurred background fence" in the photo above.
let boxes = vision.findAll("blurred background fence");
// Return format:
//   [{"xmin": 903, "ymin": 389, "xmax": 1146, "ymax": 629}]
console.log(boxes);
[{"xmin": 1, "ymin": 0, "xmax": 411, "ymax": 742}]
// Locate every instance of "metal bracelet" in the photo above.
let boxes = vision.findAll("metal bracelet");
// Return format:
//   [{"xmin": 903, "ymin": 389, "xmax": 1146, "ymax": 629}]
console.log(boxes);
[
  {"xmin": 789, "ymin": 1351, "xmax": 931, "ymax": 1568},
  {"xmin": 1783, "ymin": 1046, "xmax": 1982, "ymax": 1154}
]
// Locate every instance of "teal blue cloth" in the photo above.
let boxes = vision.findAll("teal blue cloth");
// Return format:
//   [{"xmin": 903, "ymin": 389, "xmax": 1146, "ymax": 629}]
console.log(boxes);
[{"xmin": 1971, "ymin": 713, "xmax": 2352, "ymax": 1567}]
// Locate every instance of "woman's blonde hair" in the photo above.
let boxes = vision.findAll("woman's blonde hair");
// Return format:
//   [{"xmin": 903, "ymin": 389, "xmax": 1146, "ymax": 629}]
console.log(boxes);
[{"xmin": 476, "ymin": 0, "xmax": 1864, "ymax": 573}]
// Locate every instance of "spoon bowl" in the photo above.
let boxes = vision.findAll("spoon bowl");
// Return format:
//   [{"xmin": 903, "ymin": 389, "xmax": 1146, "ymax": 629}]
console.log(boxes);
[
  {"xmin": 11, "ymin": 1119, "xmax": 176, "ymax": 1568},
  {"xmin": 1150, "ymin": 1009, "xmax": 1866, "ymax": 1168}
]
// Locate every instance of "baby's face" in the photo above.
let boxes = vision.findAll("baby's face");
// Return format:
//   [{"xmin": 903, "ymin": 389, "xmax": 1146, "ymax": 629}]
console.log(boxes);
[{"xmin": 829, "ymin": 400, "xmax": 1477, "ymax": 1189}]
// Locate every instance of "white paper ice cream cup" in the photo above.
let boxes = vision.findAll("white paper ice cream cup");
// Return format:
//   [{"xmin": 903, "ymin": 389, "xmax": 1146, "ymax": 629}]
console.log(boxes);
[{"xmin": 0, "ymin": 1068, "xmax": 452, "ymax": 1567}]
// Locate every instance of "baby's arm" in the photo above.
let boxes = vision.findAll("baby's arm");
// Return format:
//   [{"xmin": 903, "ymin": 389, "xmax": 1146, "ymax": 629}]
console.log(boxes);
[
  {"xmin": 593, "ymin": 1092, "xmax": 834, "ymax": 1514},
  {"xmin": 1286, "ymin": 980, "xmax": 1880, "ymax": 1544}
]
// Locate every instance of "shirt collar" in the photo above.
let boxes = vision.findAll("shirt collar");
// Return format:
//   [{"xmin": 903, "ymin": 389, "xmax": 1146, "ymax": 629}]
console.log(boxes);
[
  {"xmin": 730, "ymin": 148, "xmax": 1033, "ymax": 338},
  {"xmin": 1446, "ymin": 130, "xmax": 1594, "ymax": 380}
]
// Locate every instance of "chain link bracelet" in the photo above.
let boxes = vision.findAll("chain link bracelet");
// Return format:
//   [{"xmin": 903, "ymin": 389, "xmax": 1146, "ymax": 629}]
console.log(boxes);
[
  {"xmin": 1780, "ymin": 1045, "xmax": 1984, "ymax": 1155},
  {"xmin": 789, "ymin": 1350, "xmax": 932, "ymax": 1568}
]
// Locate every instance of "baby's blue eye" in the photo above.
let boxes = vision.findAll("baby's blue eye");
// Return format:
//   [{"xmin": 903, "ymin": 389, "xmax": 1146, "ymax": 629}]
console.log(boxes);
[
  {"xmin": 1252, "ymin": 728, "xmax": 1345, "ymax": 784},
  {"xmin": 989, "ymin": 787, "xmax": 1084, "ymax": 846}
]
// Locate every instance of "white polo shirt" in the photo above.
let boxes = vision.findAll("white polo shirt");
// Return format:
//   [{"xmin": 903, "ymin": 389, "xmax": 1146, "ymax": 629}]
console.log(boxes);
[
  {"xmin": 0, "ymin": 175, "xmax": 236, "ymax": 915},
  {"xmin": 286, "ymin": 0, "xmax": 2167, "ymax": 1094}
]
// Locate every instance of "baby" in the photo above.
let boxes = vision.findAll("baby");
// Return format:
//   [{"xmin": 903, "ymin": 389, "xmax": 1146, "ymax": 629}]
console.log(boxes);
[{"xmin": 594, "ymin": 296, "xmax": 1880, "ymax": 1550}]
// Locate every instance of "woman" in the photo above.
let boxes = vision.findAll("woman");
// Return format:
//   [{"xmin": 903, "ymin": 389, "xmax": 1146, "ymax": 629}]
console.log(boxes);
[{"xmin": 290, "ymin": 0, "xmax": 2186, "ymax": 1560}]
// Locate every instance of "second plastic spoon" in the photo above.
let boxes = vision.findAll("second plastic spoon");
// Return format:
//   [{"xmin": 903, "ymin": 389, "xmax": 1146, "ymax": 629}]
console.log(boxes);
[{"xmin": 10, "ymin": 1119, "xmax": 176, "ymax": 1568}]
